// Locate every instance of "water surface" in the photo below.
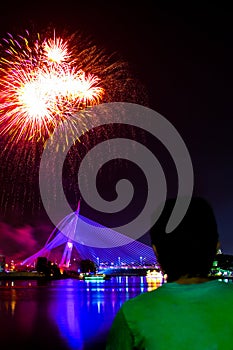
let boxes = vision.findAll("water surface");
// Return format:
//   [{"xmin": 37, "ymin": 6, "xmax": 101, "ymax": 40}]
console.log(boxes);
[{"xmin": 0, "ymin": 276, "xmax": 162, "ymax": 349}]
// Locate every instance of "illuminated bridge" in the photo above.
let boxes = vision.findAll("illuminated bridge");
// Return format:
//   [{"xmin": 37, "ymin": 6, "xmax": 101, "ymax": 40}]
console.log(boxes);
[{"xmin": 22, "ymin": 201, "xmax": 157, "ymax": 269}]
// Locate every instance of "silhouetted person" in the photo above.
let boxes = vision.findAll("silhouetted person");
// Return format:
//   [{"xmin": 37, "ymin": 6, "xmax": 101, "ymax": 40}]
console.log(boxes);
[{"xmin": 106, "ymin": 197, "xmax": 233, "ymax": 349}]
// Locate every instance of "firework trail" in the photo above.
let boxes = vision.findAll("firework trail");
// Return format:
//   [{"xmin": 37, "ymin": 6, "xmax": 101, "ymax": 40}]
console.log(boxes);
[{"xmin": 0, "ymin": 28, "xmax": 148, "ymax": 216}]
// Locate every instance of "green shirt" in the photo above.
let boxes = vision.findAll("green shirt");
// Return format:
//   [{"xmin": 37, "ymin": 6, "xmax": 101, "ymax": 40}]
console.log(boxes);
[{"xmin": 106, "ymin": 280, "xmax": 233, "ymax": 349}]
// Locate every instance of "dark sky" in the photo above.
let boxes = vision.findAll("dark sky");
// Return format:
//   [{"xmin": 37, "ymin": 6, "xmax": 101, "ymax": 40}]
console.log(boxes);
[{"xmin": 0, "ymin": 2, "xmax": 233, "ymax": 259}]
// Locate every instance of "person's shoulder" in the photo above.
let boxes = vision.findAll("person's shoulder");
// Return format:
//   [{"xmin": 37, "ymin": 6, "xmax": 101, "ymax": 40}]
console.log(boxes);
[
  {"xmin": 122, "ymin": 285, "xmax": 164, "ymax": 311},
  {"xmin": 207, "ymin": 281, "xmax": 233, "ymax": 308},
  {"xmin": 214, "ymin": 280, "xmax": 233, "ymax": 292}
]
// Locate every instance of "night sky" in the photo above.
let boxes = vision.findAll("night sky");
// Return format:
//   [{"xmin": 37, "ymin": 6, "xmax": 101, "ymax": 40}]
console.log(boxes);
[{"xmin": 0, "ymin": 2, "xmax": 232, "ymax": 260}]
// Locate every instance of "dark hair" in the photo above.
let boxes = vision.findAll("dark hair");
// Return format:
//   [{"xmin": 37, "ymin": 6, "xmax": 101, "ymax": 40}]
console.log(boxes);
[{"xmin": 150, "ymin": 197, "xmax": 219, "ymax": 282}]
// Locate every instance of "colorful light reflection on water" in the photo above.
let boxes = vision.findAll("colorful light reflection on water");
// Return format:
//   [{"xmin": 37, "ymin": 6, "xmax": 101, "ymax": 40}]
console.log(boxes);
[{"xmin": 0, "ymin": 276, "xmax": 162, "ymax": 350}]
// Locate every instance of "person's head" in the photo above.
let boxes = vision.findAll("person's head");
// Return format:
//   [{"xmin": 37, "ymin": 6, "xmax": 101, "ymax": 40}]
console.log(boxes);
[{"xmin": 150, "ymin": 196, "xmax": 219, "ymax": 282}]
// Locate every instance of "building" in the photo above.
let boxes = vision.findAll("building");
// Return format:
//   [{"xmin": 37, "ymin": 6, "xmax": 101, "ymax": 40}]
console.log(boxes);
[{"xmin": 0, "ymin": 255, "xmax": 6, "ymax": 272}]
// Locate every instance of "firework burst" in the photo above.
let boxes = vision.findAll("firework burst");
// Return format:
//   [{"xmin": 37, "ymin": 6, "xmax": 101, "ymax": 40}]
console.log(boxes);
[
  {"xmin": 0, "ymin": 27, "xmax": 148, "ymax": 216},
  {"xmin": 0, "ymin": 30, "xmax": 104, "ymax": 143}
]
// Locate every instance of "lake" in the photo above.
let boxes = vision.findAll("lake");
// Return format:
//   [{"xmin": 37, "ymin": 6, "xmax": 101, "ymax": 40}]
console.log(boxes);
[{"xmin": 0, "ymin": 276, "xmax": 163, "ymax": 350}]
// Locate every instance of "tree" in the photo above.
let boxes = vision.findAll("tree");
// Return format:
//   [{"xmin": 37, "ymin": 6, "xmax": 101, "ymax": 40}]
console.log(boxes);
[
  {"xmin": 36, "ymin": 257, "xmax": 49, "ymax": 275},
  {"xmin": 79, "ymin": 259, "xmax": 97, "ymax": 273}
]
